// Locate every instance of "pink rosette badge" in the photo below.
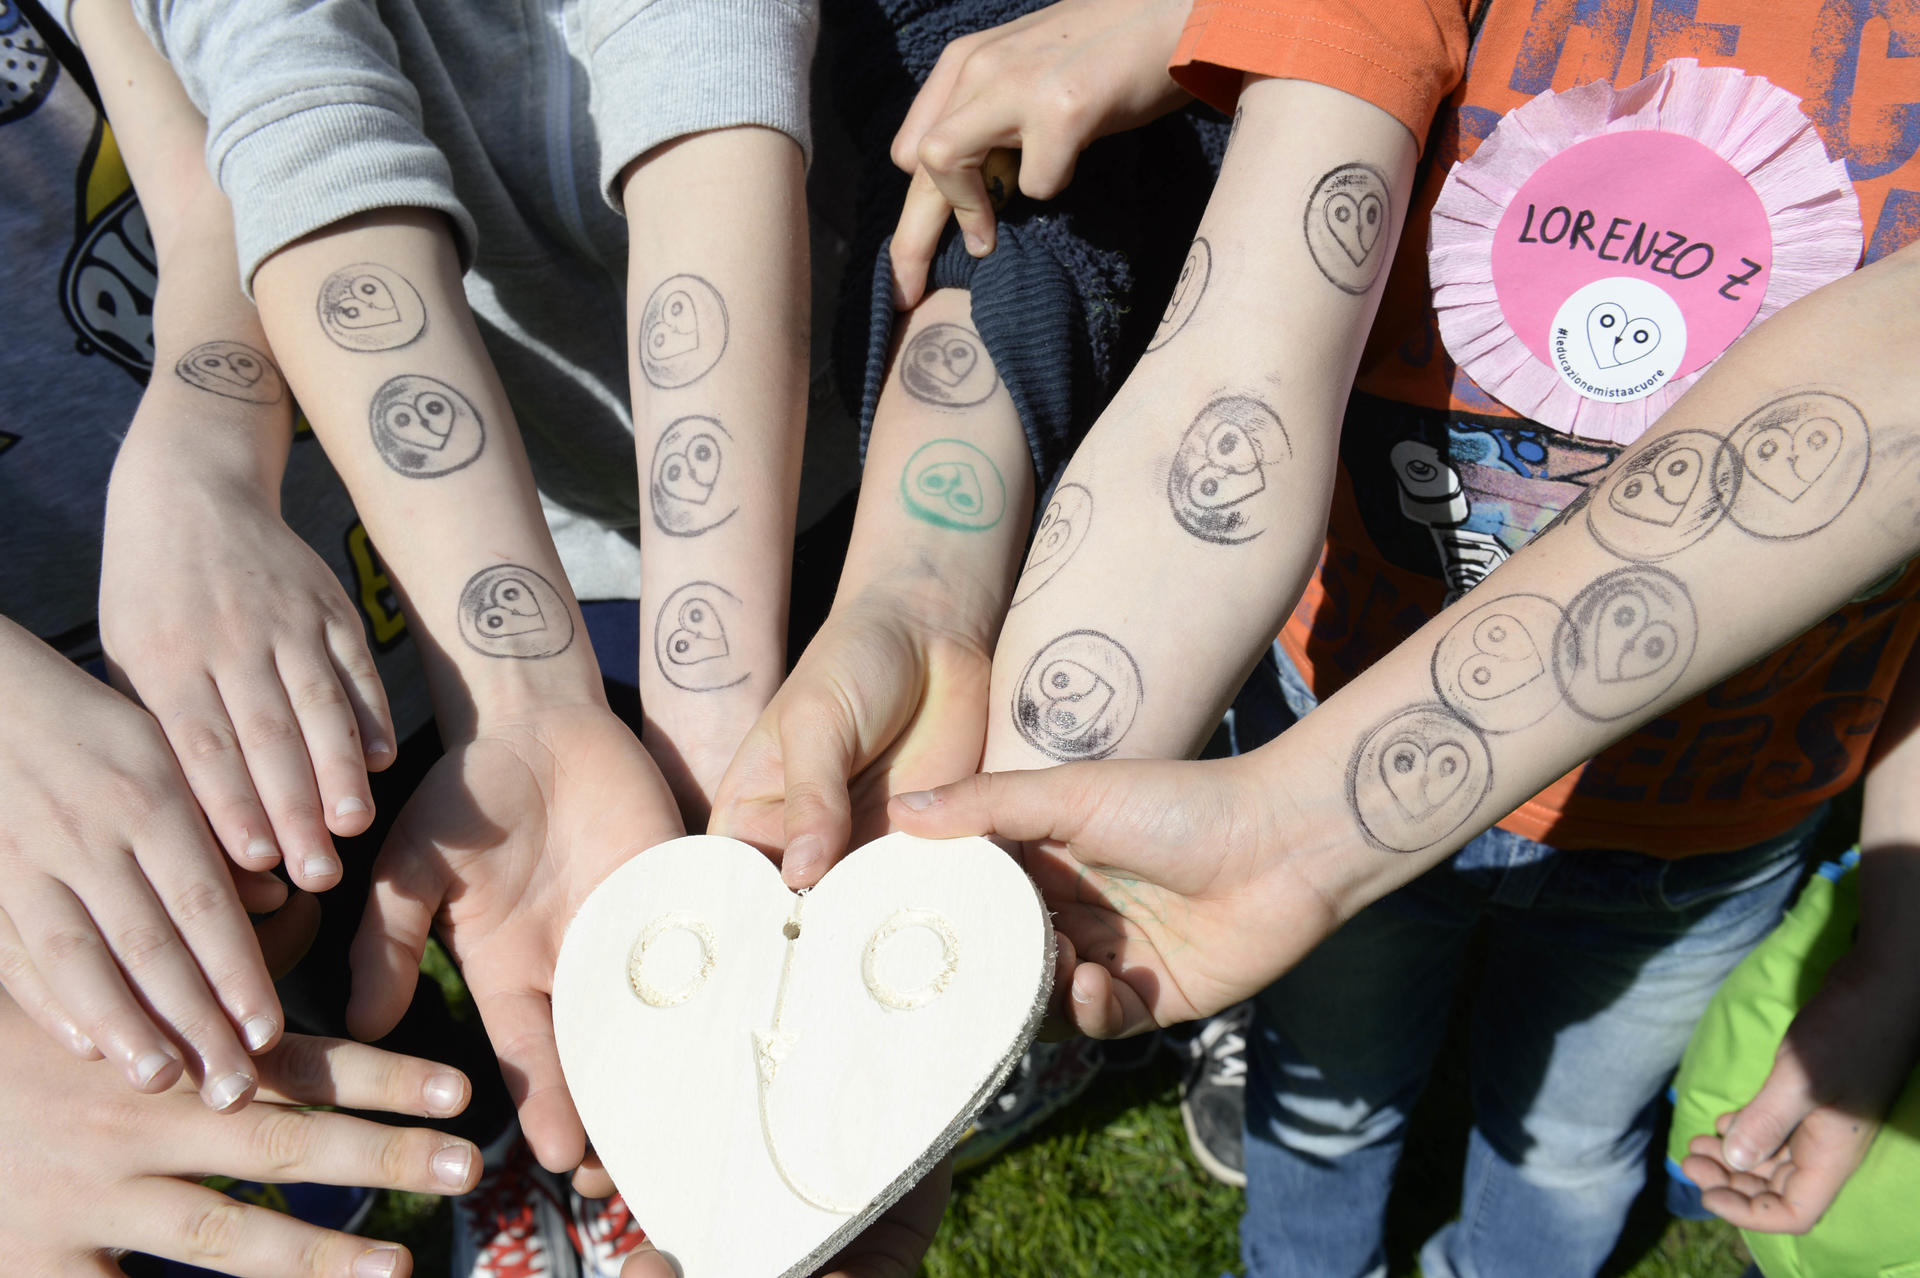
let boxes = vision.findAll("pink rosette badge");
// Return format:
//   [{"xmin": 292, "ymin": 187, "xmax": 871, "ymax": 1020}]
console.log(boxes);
[{"xmin": 1430, "ymin": 59, "xmax": 1861, "ymax": 444}]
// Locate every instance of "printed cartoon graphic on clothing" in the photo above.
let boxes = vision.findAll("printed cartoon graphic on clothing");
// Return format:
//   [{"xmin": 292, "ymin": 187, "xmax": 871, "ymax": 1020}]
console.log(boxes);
[
  {"xmin": 58, "ymin": 120, "xmax": 154, "ymax": 381},
  {"xmin": 0, "ymin": 2, "xmax": 57, "ymax": 126}
]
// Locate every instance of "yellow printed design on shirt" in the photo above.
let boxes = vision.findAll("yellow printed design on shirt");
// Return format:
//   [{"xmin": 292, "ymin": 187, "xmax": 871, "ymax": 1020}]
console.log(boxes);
[{"xmin": 58, "ymin": 119, "xmax": 155, "ymax": 381}]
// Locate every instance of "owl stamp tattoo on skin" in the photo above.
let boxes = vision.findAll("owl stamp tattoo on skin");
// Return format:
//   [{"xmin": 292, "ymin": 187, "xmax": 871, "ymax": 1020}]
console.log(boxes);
[
  {"xmin": 174, "ymin": 341, "xmax": 285, "ymax": 404},
  {"xmin": 654, "ymin": 582, "xmax": 749, "ymax": 692},
  {"xmin": 1719, "ymin": 391, "xmax": 1870, "ymax": 541},
  {"xmin": 1304, "ymin": 164, "xmax": 1392, "ymax": 295},
  {"xmin": 1146, "ymin": 238, "xmax": 1211, "ymax": 353},
  {"xmin": 639, "ymin": 274, "xmax": 730, "ymax": 389},
  {"xmin": 1348, "ymin": 704, "xmax": 1493, "ymax": 853},
  {"xmin": 1013, "ymin": 630, "xmax": 1143, "ymax": 762},
  {"xmin": 900, "ymin": 322, "xmax": 998, "ymax": 408},
  {"xmin": 1552, "ymin": 565, "xmax": 1697, "ymax": 721},
  {"xmin": 457, "ymin": 564, "xmax": 573, "ymax": 659},
  {"xmin": 368, "ymin": 374, "xmax": 486, "ymax": 477},
  {"xmin": 1587, "ymin": 430, "xmax": 1735, "ymax": 561},
  {"xmin": 316, "ymin": 263, "xmax": 427, "ymax": 352},
  {"xmin": 1167, "ymin": 396, "xmax": 1290, "ymax": 544},
  {"xmin": 901, "ymin": 439, "xmax": 1007, "ymax": 531},
  {"xmin": 1431, "ymin": 593, "xmax": 1567, "ymax": 733},
  {"xmin": 1011, "ymin": 483, "xmax": 1093, "ymax": 606},
  {"xmin": 650, "ymin": 416, "xmax": 737, "ymax": 537}
]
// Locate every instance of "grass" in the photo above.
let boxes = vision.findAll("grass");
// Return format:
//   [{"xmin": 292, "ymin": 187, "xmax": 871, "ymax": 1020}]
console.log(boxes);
[{"xmin": 362, "ymin": 1027, "xmax": 1751, "ymax": 1278}]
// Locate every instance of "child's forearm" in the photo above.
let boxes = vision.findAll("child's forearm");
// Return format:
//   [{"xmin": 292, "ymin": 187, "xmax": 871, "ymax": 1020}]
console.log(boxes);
[
  {"xmin": 1859, "ymin": 639, "xmax": 1920, "ymax": 981},
  {"xmin": 619, "ymin": 127, "xmax": 811, "ymax": 774},
  {"xmin": 1245, "ymin": 244, "xmax": 1920, "ymax": 923},
  {"xmin": 73, "ymin": 0, "xmax": 292, "ymax": 493},
  {"xmin": 251, "ymin": 211, "xmax": 604, "ymax": 739},
  {"xmin": 831, "ymin": 289, "xmax": 1035, "ymax": 643},
  {"xmin": 980, "ymin": 75, "xmax": 1418, "ymax": 770}
]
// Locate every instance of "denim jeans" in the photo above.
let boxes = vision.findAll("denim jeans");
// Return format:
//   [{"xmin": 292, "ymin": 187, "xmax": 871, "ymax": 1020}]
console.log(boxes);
[{"xmin": 1232, "ymin": 645, "xmax": 1820, "ymax": 1278}]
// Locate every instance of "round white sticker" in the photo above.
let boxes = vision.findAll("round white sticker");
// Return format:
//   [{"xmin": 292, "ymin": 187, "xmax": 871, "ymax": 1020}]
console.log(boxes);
[{"xmin": 1546, "ymin": 276, "xmax": 1688, "ymax": 403}]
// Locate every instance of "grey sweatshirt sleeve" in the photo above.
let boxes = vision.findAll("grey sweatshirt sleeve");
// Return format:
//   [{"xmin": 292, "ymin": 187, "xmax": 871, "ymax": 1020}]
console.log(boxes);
[
  {"xmin": 583, "ymin": 0, "xmax": 818, "ymax": 209},
  {"xmin": 130, "ymin": 0, "xmax": 476, "ymax": 289}
]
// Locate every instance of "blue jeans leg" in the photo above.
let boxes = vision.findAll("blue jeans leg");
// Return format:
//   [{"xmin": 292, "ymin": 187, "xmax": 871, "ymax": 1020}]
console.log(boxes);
[
  {"xmin": 1418, "ymin": 821, "xmax": 1816, "ymax": 1278},
  {"xmin": 1241, "ymin": 867, "xmax": 1479, "ymax": 1278}
]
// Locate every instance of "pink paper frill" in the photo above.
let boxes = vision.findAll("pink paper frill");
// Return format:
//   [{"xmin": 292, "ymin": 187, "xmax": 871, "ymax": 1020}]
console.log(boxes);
[{"xmin": 1429, "ymin": 59, "xmax": 1861, "ymax": 445}]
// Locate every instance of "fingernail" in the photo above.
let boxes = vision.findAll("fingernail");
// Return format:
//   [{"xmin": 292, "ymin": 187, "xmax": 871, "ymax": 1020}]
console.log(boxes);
[
  {"xmin": 784, "ymin": 834, "xmax": 825, "ymax": 886},
  {"xmin": 353, "ymin": 1247, "xmax": 402, "ymax": 1278},
  {"xmin": 244, "ymin": 837, "xmax": 278, "ymax": 863},
  {"xmin": 207, "ymin": 1071, "xmax": 254, "ymax": 1111},
  {"xmin": 134, "ymin": 1051, "xmax": 176, "ymax": 1087},
  {"xmin": 336, "ymin": 797, "xmax": 369, "ymax": 819},
  {"xmin": 423, "ymin": 1072, "xmax": 465, "ymax": 1116},
  {"xmin": 366, "ymin": 739, "xmax": 394, "ymax": 758},
  {"xmin": 302, "ymin": 854, "xmax": 339, "ymax": 881},
  {"xmin": 68, "ymin": 1026, "xmax": 97, "ymax": 1056},
  {"xmin": 241, "ymin": 1015, "xmax": 277, "ymax": 1052},
  {"xmin": 432, "ymin": 1143, "xmax": 476, "ymax": 1189},
  {"xmin": 965, "ymin": 232, "xmax": 987, "ymax": 255},
  {"xmin": 1725, "ymin": 1139, "xmax": 1757, "ymax": 1171},
  {"xmin": 895, "ymin": 789, "xmax": 936, "ymax": 811}
]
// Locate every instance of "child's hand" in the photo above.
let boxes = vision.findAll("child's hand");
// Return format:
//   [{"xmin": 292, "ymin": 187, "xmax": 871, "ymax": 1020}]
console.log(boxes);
[
  {"xmin": 1682, "ymin": 942, "xmax": 1920, "ymax": 1233},
  {"xmin": 347, "ymin": 702, "xmax": 685, "ymax": 1175},
  {"xmin": 888, "ymin": 0, "xmax": 1194, "ymax": 307},
  {"xmin": 100, "ymin": 438, "xmax": 396, "ymax": 895},
  {"xmin": 889, "ymin": 754, "xmax": 1322, "ymax": 1037},
  {"xmin": 709, "ymin": 582, "xmax": 995, "ymax": 888},
  {"xmin": 0, "ymin": 986, "xmax": 479, "ymax": 1278},
  {"xmin": 0, "ymin": 622, "xmax": 286, "ymax": 1108}
]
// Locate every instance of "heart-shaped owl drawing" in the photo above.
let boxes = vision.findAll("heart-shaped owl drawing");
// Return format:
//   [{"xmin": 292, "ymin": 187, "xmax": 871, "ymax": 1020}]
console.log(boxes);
[{"xmin": 553, "ymin": 833, "xmax": 1052, "ymax": 1278}]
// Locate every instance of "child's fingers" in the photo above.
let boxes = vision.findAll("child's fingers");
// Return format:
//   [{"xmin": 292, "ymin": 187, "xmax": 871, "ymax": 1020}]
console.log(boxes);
[
  {"xmin": 152, "ymin": 677, "xmax": 282, "ymax": 873},
  {"xmin": 275, "ymin": 640, "xmax": 376, "ymax": 838},
  {"xmin": 114, "ymin": 1180, "xmax": 415, "ymax": 1278},
  {"xmin": 0, "ymin": 906, "xmax": 102, "ymax": 1057},
  {"xmin": 232, "ymin": 867, "xmax": 291, "ymax": 915},
  {"xmin": 890, "ymin": 168, "xmax": 958, "ymax": 311},
  {"xmin": 916, "ymin": 96, "xmax": 1020, "ymax": 256},
  {"xmin": 82, "ymin": 865, "xmax": 263, "ymax": 1110},
  {"xmin": 890, "ymin": 33, "xmax": 981, "ymax": 171},
  {"xmin": 324, "ymin": 614, "xmax": 397, "ymax": 770},
  {"xmin": 255, "ymin": 1034, "xmax": 471, "ymax": 1118},
  {"xmin": 255, "ymin": 889, "xmax": 322, "ymax": 979},
  {"xmin": 345, "ymin": 834, "xmax": 448, "ymax": 1042},
  {"xmin": 1064, "ymin": 958, "xmax": 1154, "ymax": 1039},
  {"xmin": 132, "ymin": 814, "xmax": 286, "ymax": 1057},
  {"xmin": 1721, "ymin": 1046, "xmax": 1816, "ymax": 1170},
  {"xmin": 777, "ymin": 694, "xmax": 860, "ymax": 889},
  {"xmin": 157, "ymin": 1099, "xmax": 481, "ymax": 1195},
  {"xmin": 217, "ymin": 663, "xmax": 341, "ymax": 891},
  {"xmin": 471, "ymin": 978, "xmax": 586, "ymax": 1175},
  {"xmin": 1011, "ymin": 134, "xmax": 1079, "ymax": 202},
  {"xmin": 13, "ymin": 877, "xmax": 185, "ymax": 1091}
]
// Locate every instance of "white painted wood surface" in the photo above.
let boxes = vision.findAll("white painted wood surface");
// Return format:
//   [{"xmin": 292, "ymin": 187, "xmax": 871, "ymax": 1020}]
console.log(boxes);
[{"xmin": 553, "ymin": 832, "xmax": 1053, "ymax": 1277}]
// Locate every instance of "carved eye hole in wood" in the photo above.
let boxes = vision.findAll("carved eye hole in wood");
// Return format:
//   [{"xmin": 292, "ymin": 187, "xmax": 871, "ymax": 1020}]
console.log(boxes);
[
  {"xmin": 861, "ymin": 909, "xmax": 960, "ymax": 1011},
  {"xmin": 629, "ymin": 913, "xmax": 717, "ymax": 1008}
]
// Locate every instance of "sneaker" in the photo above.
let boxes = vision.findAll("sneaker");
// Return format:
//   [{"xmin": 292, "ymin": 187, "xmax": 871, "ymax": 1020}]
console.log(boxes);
[
  {"xmin": 570, "ymin": 1188, "xmax": 652, "ymax": 1278},
  {"xmin": 453, "ymin": 1126, "xmax": 581, "ymax": 1278},
  {"xmin": 951, "ymin": 1037, "xmax": 1103, "ymax": 1173},
  {"xmin": 1180, "ymin": 1002, "xmax": 1251, "ymax": 1187}
]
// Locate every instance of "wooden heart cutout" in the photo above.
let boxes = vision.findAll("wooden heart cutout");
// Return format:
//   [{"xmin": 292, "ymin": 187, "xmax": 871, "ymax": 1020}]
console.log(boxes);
[{"xmin": 554, "ymin": 833, "xmax": 1053, "ymax": 1278}]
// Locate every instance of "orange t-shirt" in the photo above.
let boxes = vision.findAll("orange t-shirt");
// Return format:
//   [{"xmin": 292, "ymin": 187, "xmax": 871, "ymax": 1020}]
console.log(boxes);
[{"xmin": 1171, "ymin": 0, "xmax": 1920, "ymax": 855}]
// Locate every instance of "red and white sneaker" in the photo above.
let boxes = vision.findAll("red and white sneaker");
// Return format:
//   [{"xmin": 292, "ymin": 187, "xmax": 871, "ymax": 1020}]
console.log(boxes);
[
  {"xmin": 570, "ymin": 1189, "xmax": 652, "ymax": 1278},
  {"xmin": 453, "ymin": 1127, "xmax": 581, "ymax": 1278}
]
